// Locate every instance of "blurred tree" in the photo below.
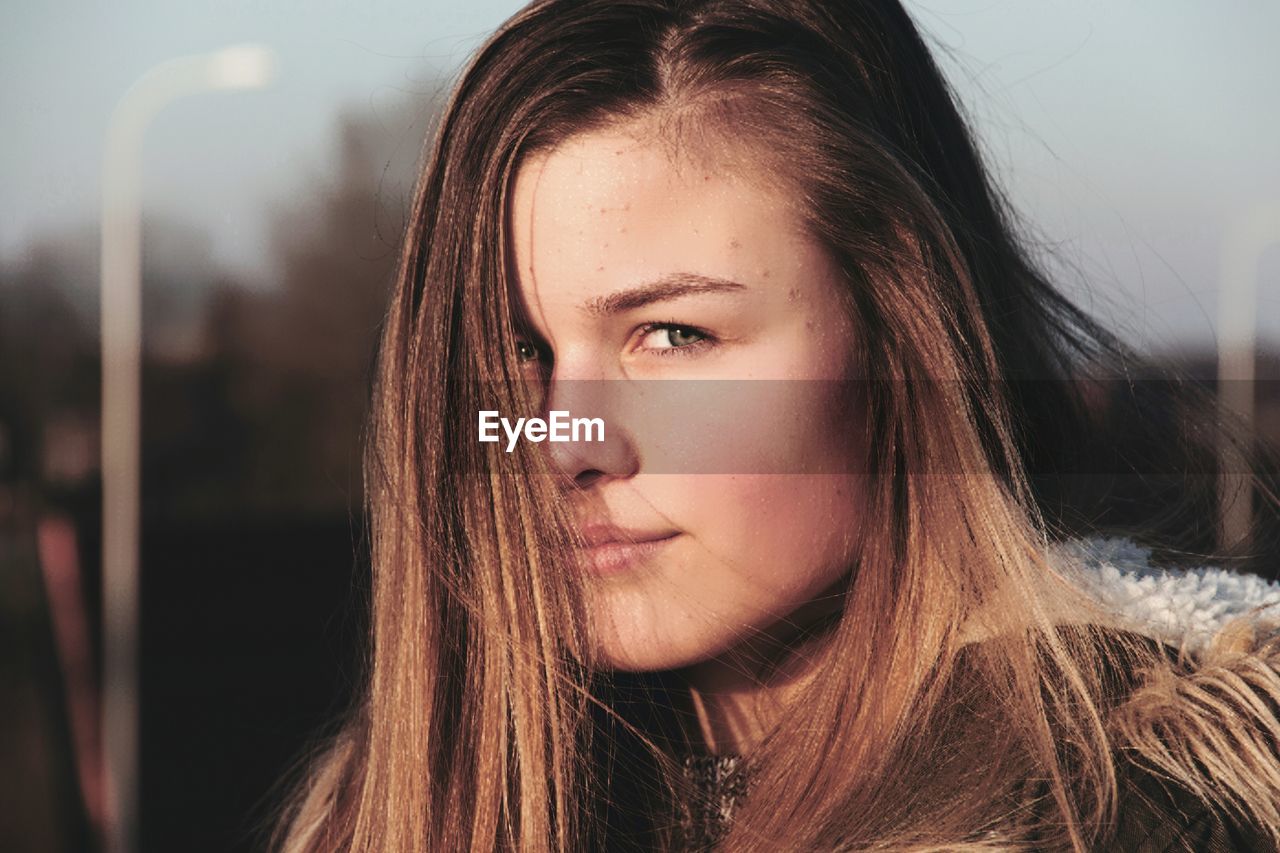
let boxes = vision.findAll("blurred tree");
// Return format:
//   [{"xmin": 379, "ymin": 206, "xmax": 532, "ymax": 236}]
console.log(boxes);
[
  {"xmin": 0, "ymin": 244, "xmax": 97, "ymax": 486},
  {"xmin": 201, "ymin": 102, "xmax": 426, "ymax": 515}
]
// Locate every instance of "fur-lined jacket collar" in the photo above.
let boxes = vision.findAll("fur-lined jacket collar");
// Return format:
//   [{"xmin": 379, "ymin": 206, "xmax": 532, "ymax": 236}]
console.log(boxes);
[
  {"xmin": 675, "ymin": 537, "xmax": 1280, "ymax": 849},
  {"xmin": 1040, "ymin": 536, "xmax": 1280, "ymax": 847},
  {"xmin": 1047, "ymin": 536, "xmax": 1280, "ymax": 651}
]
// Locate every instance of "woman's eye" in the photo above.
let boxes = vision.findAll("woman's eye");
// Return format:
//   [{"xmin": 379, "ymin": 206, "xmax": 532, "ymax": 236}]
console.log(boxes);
[
  {"xmin": 515, "ymin": 339, "xmax": 540, "ymax": 362},
  {"xmin": 637, "ymin": 323, "xmax": 711, "ymax": 354}
]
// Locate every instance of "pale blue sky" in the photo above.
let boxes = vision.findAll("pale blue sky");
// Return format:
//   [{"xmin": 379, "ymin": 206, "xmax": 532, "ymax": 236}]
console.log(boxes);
[{"xmin": 3, "ymin": 0, "xmax": 1278, "ymax": 349}]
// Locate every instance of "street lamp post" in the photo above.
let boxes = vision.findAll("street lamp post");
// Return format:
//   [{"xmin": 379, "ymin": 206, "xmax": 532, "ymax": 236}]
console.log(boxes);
[
  {"xmin": 1216, "ymin": 201, "xmax": 1280, "ymax": 551},
  {"xmin": 100, "ymin": 44, "xmax": 274, "ymax": 853}
]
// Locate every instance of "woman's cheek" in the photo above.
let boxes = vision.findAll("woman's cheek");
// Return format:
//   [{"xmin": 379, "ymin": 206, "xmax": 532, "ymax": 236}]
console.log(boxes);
[
  {"xmin": 619, "ymin": 381, "xmax": 847, "ymax": 474},
  {"xmin": 681, "ymin": 474, "xmax": 841, "ymax": 605},
  {"xmin": 579, "ymin": 379, "xmax": 864, "ymax": 668},
  {"xmin": 580, "ymin": 472, "xmax": 861, "ymax": 670}
]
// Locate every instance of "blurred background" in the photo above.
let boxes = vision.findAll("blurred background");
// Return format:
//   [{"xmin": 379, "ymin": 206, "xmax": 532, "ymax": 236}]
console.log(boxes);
[{"xmin": 2, "ymin": 1, "xmax": 1278, "ymax": 850}]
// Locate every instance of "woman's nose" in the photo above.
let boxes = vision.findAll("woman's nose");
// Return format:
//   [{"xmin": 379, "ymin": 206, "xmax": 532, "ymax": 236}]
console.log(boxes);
[{"xmin": 543, "ymin": 376, "xmax": 639, "ymax": 489}]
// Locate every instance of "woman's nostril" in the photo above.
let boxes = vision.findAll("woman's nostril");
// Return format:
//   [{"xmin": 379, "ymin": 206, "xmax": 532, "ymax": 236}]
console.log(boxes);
[{"xmin": 574, "ymin": 469, "xmax": 606, "ymax": 489}]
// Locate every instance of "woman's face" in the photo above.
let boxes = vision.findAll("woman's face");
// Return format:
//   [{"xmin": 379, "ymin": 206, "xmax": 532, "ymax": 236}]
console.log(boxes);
[{"xmin": 509, "ymin": 123, "xmax": 867, "ymax": 671}]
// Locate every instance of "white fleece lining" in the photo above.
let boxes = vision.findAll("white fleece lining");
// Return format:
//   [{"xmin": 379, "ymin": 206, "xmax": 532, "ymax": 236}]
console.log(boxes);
[{"xmin": 1048, "ymin": 537, "xmax": 1280, "ymax": 652}]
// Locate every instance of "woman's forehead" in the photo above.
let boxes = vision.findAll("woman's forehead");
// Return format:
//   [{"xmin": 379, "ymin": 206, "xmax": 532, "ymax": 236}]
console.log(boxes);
[{"xmin": 508, "ymin": 128, "xmax": 820, "ymax": 320}]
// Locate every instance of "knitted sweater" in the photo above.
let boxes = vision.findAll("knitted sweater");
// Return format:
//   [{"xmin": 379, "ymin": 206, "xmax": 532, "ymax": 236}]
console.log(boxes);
[{"xmin": 677, "ymin": 537, "xmax": 1280, "ymax": 851}]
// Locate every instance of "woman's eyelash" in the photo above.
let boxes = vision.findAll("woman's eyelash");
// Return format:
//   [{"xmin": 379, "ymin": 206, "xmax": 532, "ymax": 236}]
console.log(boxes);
[
  {"xmin": 514, "ymin": 337, "xmax": 547, "ymax": 364},
  {"xmin": 636, "ymin": 321, "xmax": 716, "ymax": 357},
  {"xmin": 512, "ymin": 322, "xmax": 717, "ymax": 362}
]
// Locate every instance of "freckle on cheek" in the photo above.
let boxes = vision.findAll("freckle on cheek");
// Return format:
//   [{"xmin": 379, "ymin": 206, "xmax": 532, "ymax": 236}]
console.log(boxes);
[{"xmin": 788, "ymin": 288, "xmax": 800, "ymax": 301}]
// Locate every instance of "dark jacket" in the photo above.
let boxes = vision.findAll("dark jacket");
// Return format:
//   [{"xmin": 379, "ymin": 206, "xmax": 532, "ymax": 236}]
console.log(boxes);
[
  {"xmin": 670, "ymin": 540, "xmax": 1280, "ymax": 845},
  {"xmin": 1110, "ymin": 758, "xmax": 1274, "ymax": 852},
  {"xmin": 1051, "ymin": 537, "xmax": 1280, "ymax": 852}
]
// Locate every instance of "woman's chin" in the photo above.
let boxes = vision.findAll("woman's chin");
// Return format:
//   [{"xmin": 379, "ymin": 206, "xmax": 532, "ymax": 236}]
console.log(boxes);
[
  {"xmin": 588, "ymin": 643, "xmax": 706, "ymax": 673},
  {"xmin": 583, "ymin": 613, "xmax": 736, "ymax": 673}
]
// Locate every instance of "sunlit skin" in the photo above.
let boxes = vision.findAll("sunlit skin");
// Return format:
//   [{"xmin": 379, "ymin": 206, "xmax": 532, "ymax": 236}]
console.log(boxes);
[{"xmin": 509, "ymin": 121, "xmax": 868, "ymax": 751}]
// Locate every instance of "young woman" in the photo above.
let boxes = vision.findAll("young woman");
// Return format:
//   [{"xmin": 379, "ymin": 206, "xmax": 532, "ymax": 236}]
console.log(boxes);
[{"xmin": 271, "ymin": 1, "xmax": 1280, "ymax": 849}]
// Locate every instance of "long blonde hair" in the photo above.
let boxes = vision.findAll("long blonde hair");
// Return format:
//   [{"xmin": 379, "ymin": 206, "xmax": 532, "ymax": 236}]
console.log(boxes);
[{"xmin": 269, "ymin": 1, "xmax": 1280, "ymax": 849}]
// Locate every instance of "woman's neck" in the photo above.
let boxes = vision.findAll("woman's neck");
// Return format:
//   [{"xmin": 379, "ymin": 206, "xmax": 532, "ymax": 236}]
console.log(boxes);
[{"xmin": 675, "ymin": 591, "xmax": 845, "ymax": 755}]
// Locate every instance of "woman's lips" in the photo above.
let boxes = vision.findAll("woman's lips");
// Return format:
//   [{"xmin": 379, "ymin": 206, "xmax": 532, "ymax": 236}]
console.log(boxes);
[{"xmin": 579, "ymin": 529, "xmax": 680, "ymax": 575}]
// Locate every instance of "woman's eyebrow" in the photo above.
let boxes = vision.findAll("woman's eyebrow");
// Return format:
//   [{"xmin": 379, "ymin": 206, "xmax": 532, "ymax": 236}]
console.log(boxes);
[{"xmin": 581, "ymin": 272, "xmax": 748, "ymax": 318}]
